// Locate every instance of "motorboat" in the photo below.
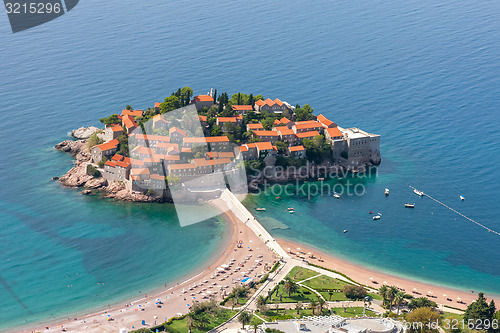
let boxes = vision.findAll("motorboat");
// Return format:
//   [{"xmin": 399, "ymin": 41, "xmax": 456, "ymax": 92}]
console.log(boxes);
[
  {"xmin": 333, "ymin": 192, "xmax": 341, "ymax": 199},
  {"xmin": 460, "ymin": 195, "xmax": 465, "ymax": 201},
  {"xmin": 373, "ymin": 214, "xmax": 381, "ymax": 220},
  {"xmin": 405, "ymin": 203, "xmax": 415, "ymax": 208},
  {"xmin": 385, "ymin": 188, "xmax": 390, "ymax": 196},
  {"xmin": 256, "ymin": 208, "xmax": 266, "ymax": 211},
  {"xmin": 413, "ymin": 189, "xmax": 424, "ymax": 197}
]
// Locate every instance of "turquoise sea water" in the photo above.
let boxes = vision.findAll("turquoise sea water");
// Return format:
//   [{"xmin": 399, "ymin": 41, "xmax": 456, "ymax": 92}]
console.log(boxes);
[{"xmin": 1, "ymin": 0, "xmax": 500, "ymax": 330}]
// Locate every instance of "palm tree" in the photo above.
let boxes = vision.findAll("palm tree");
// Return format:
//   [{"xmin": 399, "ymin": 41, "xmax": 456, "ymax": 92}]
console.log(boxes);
[
  {"xmin": 256, "ymin": 295, "xmax": 267, "ymax": 311},
  {"xmin": 317, "ymin": 297, "xmax": 326, "ymax": 314},
  {"xmin": 394, "ymin": 291, "xmax": 405, "ymax": 315},
  {"xmin": 328, "ymin": 291, "xmax": 334, "ymax": 301},
  {"xmin": 296, "ymin": 301, "xmax": 302, "ymax": 315},
  {"xmin": 185, "ymin": 313, "xmax": 194, "ymax": 333},
  {"xmin": 238, "ymin": 311, "xmax": 252, "ymax": 329},
  {"xmin": 388, "ymin": 286, "xmax": 399, "ymax": 309},
  {"xmin": 310, "ymin": 300, "xmax": 318, "ymax": 315},
  {"xmin": 379, "ymin": 285, "xmax": 388, "ymax": 306},
  {"xmin": 228, "ymin": 297, "xmax": 237, "ymax": 311},
  {"xmin": 283, "ymin": 279, "xmax": 299, "ymax": 298}
]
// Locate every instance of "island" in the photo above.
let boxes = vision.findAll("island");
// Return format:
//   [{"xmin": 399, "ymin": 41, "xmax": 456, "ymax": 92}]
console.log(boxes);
[{"xmin": 55, "ymin": 86, "xmax": 381, "ymax": 201}]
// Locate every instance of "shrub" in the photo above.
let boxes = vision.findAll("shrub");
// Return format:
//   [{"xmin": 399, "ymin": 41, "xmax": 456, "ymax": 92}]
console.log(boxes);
[
  {"xmin": 86, "ymin": 164, "xmax": 101, "ymax": 178},
  {"xmin": 343, "ymin": 285, "xmax": 367, "ymax": 300}
]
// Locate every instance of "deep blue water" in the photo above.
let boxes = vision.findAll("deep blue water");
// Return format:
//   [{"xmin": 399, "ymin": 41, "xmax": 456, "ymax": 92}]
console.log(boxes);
[{"xmin": 1, "ymin": 0, "xmax": 500, "ymax": 330}]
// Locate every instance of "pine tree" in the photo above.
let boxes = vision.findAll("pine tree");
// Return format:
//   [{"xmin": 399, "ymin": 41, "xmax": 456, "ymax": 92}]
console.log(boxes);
[
  {"xmin": 248, "ymin": 93, "xmax": 254, "ymax": 106},
  {"xmin": 213, "ymin": 89, "xmax": 217, "ymax": 103}
]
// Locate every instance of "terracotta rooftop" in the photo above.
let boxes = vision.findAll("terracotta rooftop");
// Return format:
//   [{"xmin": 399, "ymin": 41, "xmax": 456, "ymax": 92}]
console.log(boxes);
[
  {"xmin": 247, "ymin": 123, "xmax": 264, "ymax": 130},
  {"xmin": 326, "ymin": 127, "xmax": 343, "ymax": 138},
  {"xmin": 253, "ymin": 130, "xmax": 279, "ymax": 137},
  {"xmin": 317, "ymin": 114, "xmax": 336, "ymax": 127},
  {"xmin": 121, "ymin": 109, "xmax": 143, "ymax": 118},
  {"xmin": 296, "ymin": 131, "xmax": 320, "ymax": 138},
  {"xmin": 231, "ymin": 105, "xmax": 254, "ymax": 111},
  {"xmin": 95, "ymin": 139, "xmax": 119, "ymax": 151},
  {"xmin": 289, "ymin": 145, "xmax": 305, "ymax": 152},
  {"xmin": 255, "ymin": 141, "xmax": 273, "ymax": 150},
  {"xmin": 193, "ymin": 95, "xmax": 214, "ymax": 102}
]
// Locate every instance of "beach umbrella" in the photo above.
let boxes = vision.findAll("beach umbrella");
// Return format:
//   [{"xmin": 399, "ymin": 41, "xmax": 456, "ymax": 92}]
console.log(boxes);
[
  {"xmin": 443, "ymin": 294, "xmax": 447, "ymax": 297},
  {"xmin": 383, "ymin": 281, "xmax": 387, "ymax": 284}
]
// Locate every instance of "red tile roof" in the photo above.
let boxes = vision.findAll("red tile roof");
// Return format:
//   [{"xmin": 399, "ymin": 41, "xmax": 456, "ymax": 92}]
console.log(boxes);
[
  {"xmin": 294, "ymin": 122, "xmax": 323, "ymax": 130},
  {"xmin": 255, "ymin": 99, "xmax": 265, "ymax": 107},
  {"xmin": 183, "ymin": 136, "xmax": 230, "ymax": 144},
  {"xmin": 253, "ymin": 130, "xmax": 279, "ymax": 137},
  {"xmin": 155, "ymin": 102, "xmax": 161, "ymax": 108},
  {"xmin": 131, "ymin": 133, "xmax": 170, "ymax": 143},
  {"xmin": 255, "ymin": 141, "xmax": 273, "ymax": 150},
  {"xmin": 150, "ymin": 174, "xmax": 165, "ymax": 181},
  {"xmin": 122, "ymin": 115, "xmax": 138, "ymax": 131},
  {"xmin": 169, "ymin": 163, "xmax": 196, "ymax": 170},
  {"xmin": 130, "ymin": 168, "xmax": 150, "ymax": 175},
  {"xmin": 247, "ymin": 123, "xmax": 264, "ymax": 130},
  {"xmin": 273, "ymin": 98, "xmax": 283, "ymax": 106},
  {"xmin": 111, "ymin": 154, "xmax": 123, "ymax": 161},
  {"xmin": 110, "ymin": 124, "xmax": 123, "ymax": 132},
  {"xmin": 96, "ymin": 139, "xmax": 119, "ymax": 151},
  {"xmin": 199, "ymin": 115, "xmax": 207, "ymax": 122},
  {"xmin": 217, "ymin": 117, "xmax": 238, "ymax": 123},
  {"xmin": 169, "ymin": 127, "xmax": 186, "ymax": 136},
  {"xmin": 317, "ymin": 114, "xmax": 335, "ymax": 127},
  {"xmin": 232, "ymin": 105, "xmax": 254, "ymax": 111},
  {"xmin": 295, "ymin": 120, "xmax": 317, "ymax": 126},
  {"xmin": 326, "ymin": 127, "xmax": 343, "ymax": 138},
  {"xmin": 277, "ymin": 128, "xmax": 295, "ymax": 136},
  {"xmin": 194, "ymin": 95, "xmax": 214, "ymax": 102},
  {"xmin": 131, "ymin": 145, "xmax": 154, "ymax": 155},
  {"xmin": 280, "ymin": 117, "xmax": 293, "ymax": 124},
  {"xmin": 237, "ymin": 145, "xmax": 248, "ymax": 152},
  {"xmin": 121, "ymin": 109, "xmax": 143, "ymax": 118},
  {"xmin": 289, "ymin": 145, "xmax": 305, "ymax": 152},
  {"xmin": 153, "ymin": 114, "xmax": 167, "ymax": 123},
  {"xmin": 296, "ymin": 131, "xmax": 320, "ymax": 138},
  {"xmin": 105, "ymin": 160, "xmax": 116, "ymax": 167}
]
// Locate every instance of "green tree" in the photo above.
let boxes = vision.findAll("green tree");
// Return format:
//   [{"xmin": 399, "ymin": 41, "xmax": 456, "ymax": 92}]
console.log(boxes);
[
  {"xmin": 296, "ymin": 301, "xmax": 302, "ymax": 314},
  {"xmin": 408, "ymin": 297, "xmax": 437, "ymax": 310},
  {"xmin": 256, "ymin": 295, "xmax": 267, "ymax": 311},
  {"xmin": 317, "ymin": 297, "xmax": 326, "ymax": 313},
  {"xmin": 310, "ymin": 300, "xmax": 318, "ymax": 315},
  {"xmin": 283, "ymin": 278, "xmax": 299, "ymax": 298},
  {"xmin": 275, "ymin": 141, "xmax": 288, "ymax": 155},
  {"xmin": 99, "ymin": 114, "xmax": 120, "ymax": 125},
  {"xmin": 379, "ymin": 285, "xmax": 388, "ymax": 306},
  {"xmin": 394, "ymin": 291, "xmax": 405, "ymax": 315},
  {"xmin": 294, "ymin": 104, "xmax": 315, "ymax": 121},
  {"xmin": 238, "ymin": 311, "xmax": 252, "ymax": 329},
  {"xmin": 464, "ymin": 292, "xmax": 496, "ymax": 330},
  {"xmin": 87, "ymin": 132, "xmax": 104, "ymax": 148},
  {"xmin": 160, "ymin": 95, "xmax": 180, "ymax": 113},
  {"xmin": 342, "ymin": 285, "xmax": 367, "ymax": 300},
  {"xmin": 406, "ymin": 307, "xmax": 440, "ymax": 333},
  {"xmin": 125, "ymin": 105, "xmax": 132, "ymax": 110}
]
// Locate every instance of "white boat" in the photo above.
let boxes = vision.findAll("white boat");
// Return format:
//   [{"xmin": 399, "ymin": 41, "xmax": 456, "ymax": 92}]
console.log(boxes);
[
  {"xmin": 333, "ymin": 193, "xmax": 341, "ymax": 199},
  {"xmin": 460, "ymin": 196, "xmax": 465, "ymax": 201},
  {"xmin": 385, "ymin": 188, "xmax": 390, "ymax": 196},
  {"xmin": 405, "ymin": 203, "xmax": 415, "ymax": 208},
  {"xmin": 256, "ymin": 208, "xmax": 266, "ymax": 211},
  {"xmin": 343, "ymin": 230, "xmax": 348, "ymax": 233},
  {"xmin": 373, "ymin": 215, "xmax": 381, "ymax": 220},
  {"xmin": 289, "ymin": 210, "xmax": 295, "ymax": 214},
  {"xmin": 318, "ymin": 177, "xmax": 325, "ymax": 181},
  {"xmin": 413, "ymin": 189, "xmax": 424, "ymax": 197}
]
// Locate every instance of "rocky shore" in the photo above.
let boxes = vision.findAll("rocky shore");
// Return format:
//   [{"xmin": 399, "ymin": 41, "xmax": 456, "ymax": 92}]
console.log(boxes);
[{"xmin": 54, "ymin": 134, "xmax": 162, "ymax": 203}]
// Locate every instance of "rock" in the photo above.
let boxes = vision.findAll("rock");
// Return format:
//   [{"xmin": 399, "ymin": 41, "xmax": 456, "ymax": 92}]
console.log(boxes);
[
  {"xmin": 85, "ymin": 177, "xmax": 107, "ymax": 189},
  {"xmin": 59, "ymin": 163, "xmax": 93, "ymax": 187},
  {"xmin": 55, "ymin": 140, "xmax": 88, "ymax": 157},
  {"xmin": 71, "ymin": 126, "xmax": 100, "ymax": 140},
  {"xmin": 81, "ymin": 189, "xmax": 92, "ymax": 195},
  {"xmin": 52, "ymin": 176, "xmax": 59, "ymax": 180}
]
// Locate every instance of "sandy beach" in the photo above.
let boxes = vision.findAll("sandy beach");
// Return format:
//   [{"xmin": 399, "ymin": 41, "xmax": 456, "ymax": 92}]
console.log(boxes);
[
  {"xmin": 23, "ymin": 207, "xmax": 278, "ymax": 333},
  {"xmin": 19, "ymin": 200, "xmax": 499, "ymax": 332},
  {"xmin": 276, "ymin": 238, "xmax": 500, "ymax": 311}
]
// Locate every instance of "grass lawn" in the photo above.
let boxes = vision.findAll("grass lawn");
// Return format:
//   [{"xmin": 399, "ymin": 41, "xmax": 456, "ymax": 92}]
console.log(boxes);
[
  {"xmin": 440, "ymin": 312, "xmax": 466, "ymax": 333},
  {"xmin": 268, "ymin": 284, "xmax": 320, "ymax": 303},
  {"xmin": 286, "ymin": 266, "xmax": 319, "ymax": 282},
  {"xmin": 161, "ymin": 309, "xmax": 237, "ymax": 333},
  {"xmin": 302, "ymin": 274, "xmax": 350, "ymax": 291},
  {"xmin": 331, "ymin": 307, "xmax": 377, "ymax": 318},
  {"xmin": 318, "ymin": 290, "xmax": 349, "ymax": 301}
]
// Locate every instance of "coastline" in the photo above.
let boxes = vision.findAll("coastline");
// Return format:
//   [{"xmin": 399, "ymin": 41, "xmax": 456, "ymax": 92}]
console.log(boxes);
[
  {"xmin": 22, "ymin": 205, "xmax": 278, "ymax": 333},
  {"xmin": 275, "ymin": 237, "xmax": 500, "ymax": 311}
]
